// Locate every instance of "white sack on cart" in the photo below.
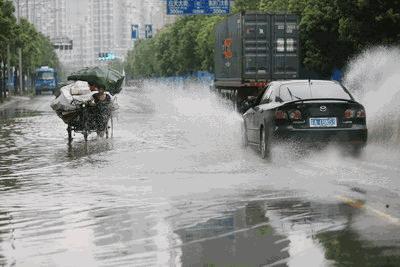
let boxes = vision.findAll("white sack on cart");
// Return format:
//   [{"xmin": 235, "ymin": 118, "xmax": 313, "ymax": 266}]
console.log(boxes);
[
  {"xmin": 51, "ymin": 81, "xmax": 94, "ymax": 111},
  {"xmin": 70, "ymin": 81, "xmax": 91, "ymax": 95}
]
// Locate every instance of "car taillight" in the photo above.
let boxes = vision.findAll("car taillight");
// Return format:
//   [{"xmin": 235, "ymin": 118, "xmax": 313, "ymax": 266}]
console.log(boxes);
[
  {"xmin": 275, "ymin": 110, "xmax": 287, "ymax": 120},
  {"xmin": 356, "ymin": 109, "xmax": 366, "ymax": 118},
  {"xmin": 289, "ymin": 110, "xmax": 302, "ymax": 120},
  {"xmin": 344, "ymin": 109, "xmax": 355, "ymax": 119}
]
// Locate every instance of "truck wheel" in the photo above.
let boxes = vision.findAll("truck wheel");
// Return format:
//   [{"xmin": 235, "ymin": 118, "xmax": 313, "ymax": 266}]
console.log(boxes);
[{"xmin": 260, "ymin": 127, "xmax": 271, "ymax": 159}]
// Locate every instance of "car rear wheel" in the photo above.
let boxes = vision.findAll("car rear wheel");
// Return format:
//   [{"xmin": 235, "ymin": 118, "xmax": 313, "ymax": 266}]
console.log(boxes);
[
  {"xmin": 67, "ymin": 126, "xmax": 73, "ymax": 143},
  {"xmin": 260, "ymin": 127, "xmax": 271, "ymax": 159},
  {"xmin": 351, "ymin": 143, "xmax": 366, "ymax": 157}
]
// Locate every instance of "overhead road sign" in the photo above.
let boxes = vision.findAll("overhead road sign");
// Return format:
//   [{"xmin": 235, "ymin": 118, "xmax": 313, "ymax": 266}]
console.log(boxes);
[
  {"xmin": 131, "ymin": 24, "xmax": 139, "ymax": 40},
  {"xmin": 167, "ymin": 0, "xmax": 230, "ymax": 15}
]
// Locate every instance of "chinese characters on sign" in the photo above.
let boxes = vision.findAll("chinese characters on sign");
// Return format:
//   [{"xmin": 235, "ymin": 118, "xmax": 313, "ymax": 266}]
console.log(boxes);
[{"xmin": 167, "ymin": 0, "xmax": 230, "ymax": 15}]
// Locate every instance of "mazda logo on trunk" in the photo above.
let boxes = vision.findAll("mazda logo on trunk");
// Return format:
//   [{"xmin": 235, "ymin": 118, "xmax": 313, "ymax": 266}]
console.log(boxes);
[{"xmin": 320, "ymin": 106, "xmax": 327, "ymax": 112}]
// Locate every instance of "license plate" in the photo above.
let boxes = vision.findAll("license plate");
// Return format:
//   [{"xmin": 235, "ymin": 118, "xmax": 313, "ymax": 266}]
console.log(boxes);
[{"xmin": 309, "ymin": 117, "xmax": 337, "ymax": 128}]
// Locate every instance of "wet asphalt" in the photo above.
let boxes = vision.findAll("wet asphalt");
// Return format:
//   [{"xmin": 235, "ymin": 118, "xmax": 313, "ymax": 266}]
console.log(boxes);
[{"xmin": 0, "ymin": 81, "xmax": 400, "ymax": 267}]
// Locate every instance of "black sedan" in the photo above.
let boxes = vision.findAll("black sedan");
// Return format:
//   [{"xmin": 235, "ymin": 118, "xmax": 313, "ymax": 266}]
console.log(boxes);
[{"xmin": 242, "ymin": 80, "xmax": 368, "ymax": 158}]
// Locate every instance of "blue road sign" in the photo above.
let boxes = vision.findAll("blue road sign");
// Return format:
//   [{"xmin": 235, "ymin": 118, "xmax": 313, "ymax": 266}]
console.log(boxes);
[
  {"xmin": 131, "ymin": 24, "xmax": 139, "ymax": 40},
  {"xmin": 167, "ymin": 0, "xmax": 230, "ymax": 15},
  {"xmin": 145, "ymin": 24, "xmax": 153, "ymax": 39}
]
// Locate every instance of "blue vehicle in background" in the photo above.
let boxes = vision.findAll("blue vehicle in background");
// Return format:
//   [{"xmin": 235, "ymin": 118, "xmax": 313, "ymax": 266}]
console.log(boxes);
[{"xmin": 35, "ymin": 66, "xmax": 57, "ymax": 95}]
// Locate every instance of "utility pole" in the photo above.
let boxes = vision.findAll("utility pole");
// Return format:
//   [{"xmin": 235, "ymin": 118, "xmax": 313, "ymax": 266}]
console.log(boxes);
[{"xmin": 17, "ymin": 0, "xmax": 24, "ymax": 94}]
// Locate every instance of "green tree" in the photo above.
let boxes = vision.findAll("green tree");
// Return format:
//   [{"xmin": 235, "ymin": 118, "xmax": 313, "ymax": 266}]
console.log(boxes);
[
  {"xmin": 299, "ymin": 0, "xmax": 352, "ymax": 76},
  {"xmin": 0, "ymin": 0, "xmax": 17, "ymax": 99},
  {"xmin": 259, "ymin": 0, "xmax": 307, "ymax": 14},
  {"xmin": 336, "ymin": 0, "xmax": 400, "ymax": 50},
  {"xmin": 232, "ymin": 0, "xmax": 261, "ymax": 12},
  {"xmin": 1, "ymin": 0, "xmax": 59, "ymax": 95},
  {"xmin": 155, "ymin": 26, "xmax": 178, "ymax": 76},
  {"xmin": 195, "ymin": 16, "xmax": 224, "ymax": 71},
  {"xmin": 125, "ymin": 16, "xmax": 222, "ymax": 78},
  {"xmin": 16, "ymin": 18, "xmax": 60, "ymax": 88}
]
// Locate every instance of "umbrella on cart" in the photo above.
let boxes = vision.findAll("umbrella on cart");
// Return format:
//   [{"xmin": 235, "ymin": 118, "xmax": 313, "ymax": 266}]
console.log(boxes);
[{"xmin": 67, "ymin": 66, "xmax": 125, "ymax": 95}]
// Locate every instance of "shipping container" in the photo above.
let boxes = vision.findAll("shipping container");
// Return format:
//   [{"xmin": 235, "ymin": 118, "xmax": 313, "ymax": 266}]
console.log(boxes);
[{"xmin": 214, "ymin": 12, "xmax": 300, "ymax": 88}]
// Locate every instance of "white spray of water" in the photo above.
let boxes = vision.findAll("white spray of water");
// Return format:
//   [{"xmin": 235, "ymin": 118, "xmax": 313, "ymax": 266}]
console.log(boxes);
[
  {"xmin": 142, "ymin": 79, "xmax": 244, "ymax": 154},
  {"xmin": 343, "ymin": 46, "xmax": 400, "ymax": 143}
]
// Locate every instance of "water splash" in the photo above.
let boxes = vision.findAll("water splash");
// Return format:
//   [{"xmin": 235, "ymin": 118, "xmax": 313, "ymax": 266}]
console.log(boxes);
[{"xmin": 343, "ymin": 46, "xmax": 400, "ymax": 144}]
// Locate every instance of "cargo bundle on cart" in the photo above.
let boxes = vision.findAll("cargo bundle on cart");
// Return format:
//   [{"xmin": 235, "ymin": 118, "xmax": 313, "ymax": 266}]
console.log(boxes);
[
  {"xmin": 212, "ymin": 12, "xmax": 300, "ymax": 111},
  {"xmin": 50, "ymin": 66, "xmax": 125, "ymax": 143}
]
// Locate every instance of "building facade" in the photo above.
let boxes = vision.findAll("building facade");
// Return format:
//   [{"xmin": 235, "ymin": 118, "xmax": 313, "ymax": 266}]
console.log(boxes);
[
  {"xmin": 13, "ymin": 0, "xmax": 175, "ymax": 71},
  {"xmin": 13, "ymin": 0, "xmax": 67, "ymax": 40}
]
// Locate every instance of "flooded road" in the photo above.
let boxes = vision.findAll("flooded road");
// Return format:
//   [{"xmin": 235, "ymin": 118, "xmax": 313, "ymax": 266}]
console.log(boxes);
[{"xmin": 1, "ymin": 81, "xmax": 400, "ymax": 266}]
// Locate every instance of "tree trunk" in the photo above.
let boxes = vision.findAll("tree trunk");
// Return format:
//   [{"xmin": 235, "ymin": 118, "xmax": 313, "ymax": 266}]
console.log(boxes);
[
  {"xmin": 31, "ymin": 73, "xmax": 35, "ymax": 90},
  {"xmin": 22, "ymin": 71, "xmax": 26, "ymax": 93},
  {"xmin": 4, "ymin": 65, "xmax": 8, "ymax": 98},
  {"xmin": 0, "ymin": 59, "xmax": 4, "ymax": 102},
  {"xmin": 0, "ymin": 71, "xmax": 3, "ymax": 102},
  {"xmin": 14, "ymin": 69, "xmax": 18, "ymax": 93}
]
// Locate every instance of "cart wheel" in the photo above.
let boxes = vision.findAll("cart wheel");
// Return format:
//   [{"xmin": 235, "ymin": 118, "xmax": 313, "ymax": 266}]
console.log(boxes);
[
  {"xmin": 106, "ymin": 117, "xmax": 113, "ymax": 139},
  {"xmin": 83, "ymin": 122, "xmax": 89, "ymax": 142},
  {"xmin": 82, "ymin": 108, "xmax": 89, "ymax": 142},
  {"xmin": 67, "ymin": 126, "xmax": 73, "ymax": 143}
]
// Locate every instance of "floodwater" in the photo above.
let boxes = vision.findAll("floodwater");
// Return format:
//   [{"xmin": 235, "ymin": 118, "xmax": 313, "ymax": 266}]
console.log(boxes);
[{"xmin": 1, "ymin": 77, "xmax": 400, "ymax": 266}]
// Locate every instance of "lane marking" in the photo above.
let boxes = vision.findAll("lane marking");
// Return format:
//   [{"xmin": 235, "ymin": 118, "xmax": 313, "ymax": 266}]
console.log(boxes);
[{"xmin": 336, "ymin": 195, "xmax": 400, "ymax": 226}]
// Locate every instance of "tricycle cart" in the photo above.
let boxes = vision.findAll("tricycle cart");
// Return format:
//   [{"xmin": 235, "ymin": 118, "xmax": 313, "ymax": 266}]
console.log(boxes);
[{"xmin": 58, "ymin": 100, "xmax": 114, "ymax": 143}]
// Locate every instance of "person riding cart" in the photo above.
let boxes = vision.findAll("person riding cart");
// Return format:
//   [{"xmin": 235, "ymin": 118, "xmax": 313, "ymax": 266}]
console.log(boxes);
[
  {"xmin": 91, "ymin": 84, "xmax": 113, "ymax": 137},
  {"xmin": 50, "ymin": 66, "xmax": 124, "ymax": 143}
]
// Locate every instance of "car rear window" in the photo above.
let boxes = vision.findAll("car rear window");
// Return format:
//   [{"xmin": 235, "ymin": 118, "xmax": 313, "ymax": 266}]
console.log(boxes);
[{"xmin": 279, "ymin": 82, "xmax": 352, "ymax": 101}]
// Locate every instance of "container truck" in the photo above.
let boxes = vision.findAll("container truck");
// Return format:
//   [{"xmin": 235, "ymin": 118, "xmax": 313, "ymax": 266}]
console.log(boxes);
[{"xmin": 213, "ymin": 12, "xmax": 300, "ymax": 110}]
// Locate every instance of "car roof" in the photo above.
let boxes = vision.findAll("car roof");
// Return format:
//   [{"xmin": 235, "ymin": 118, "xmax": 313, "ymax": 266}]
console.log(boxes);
[{"xmin": 270, "ymin": 79, "xmax": 340, "ymax": 86}]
